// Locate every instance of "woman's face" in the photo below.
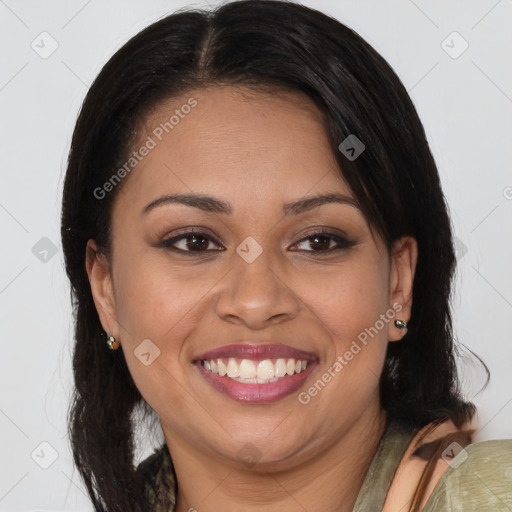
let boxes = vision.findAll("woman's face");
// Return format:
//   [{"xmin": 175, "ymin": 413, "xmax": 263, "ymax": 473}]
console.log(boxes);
[{"xmin": 87, "ymin": 86, "xmax": 417, "ymax": 469}]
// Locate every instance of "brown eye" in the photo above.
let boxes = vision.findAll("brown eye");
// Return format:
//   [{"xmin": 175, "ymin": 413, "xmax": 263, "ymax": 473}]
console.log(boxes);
[
  {"xmin": 181, "ymin": 233, "xmax": 210, "ymax": 251},
  {"xmin": 159, "ymin": 230, "xmax": 224, "ymax": 255},
  {"xmin": 291, "ymin": 231, "xmax": 358, "ymax": 253},
  {"xmin": 305, "ymin": 234, "xmax": 333, "ymax": 251}
]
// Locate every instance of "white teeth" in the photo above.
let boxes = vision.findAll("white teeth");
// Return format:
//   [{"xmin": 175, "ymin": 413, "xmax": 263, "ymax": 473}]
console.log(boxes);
[
  {"xmin": 239, "ymin": 359, "xmax": 257, "ymax": 378},
  {"xmin": 202, "ymin": 357, "xmax": 309, "ymax": 382},
  {"xmin": 257, "ymin": 359, "xmax": 275, "ymax": 379},
  {"xmin": 217, "ymin": 359, "xmax": 227, "ymax": 376},
  {"xmin": 275, "ymin": 358, "xmax": 287, "ymax": 377},
  {"xmin": 227, "ymin": 357, "xmax": 239, "ymax": 378},
  {"xmin": 231, "ymin": 376, "xmax": 279, "ymax": 384}
]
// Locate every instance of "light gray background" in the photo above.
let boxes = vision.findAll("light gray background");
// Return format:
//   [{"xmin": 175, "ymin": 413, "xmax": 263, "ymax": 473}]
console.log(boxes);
[{"xmin": 1, "ymin": 0, "xmax": 511, "ymax": 510}]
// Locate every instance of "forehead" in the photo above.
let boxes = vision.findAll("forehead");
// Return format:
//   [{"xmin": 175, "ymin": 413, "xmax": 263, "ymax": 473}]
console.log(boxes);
[{"xmin": 115, "ymin": 85, "xmax": 354, "ymax": 212}]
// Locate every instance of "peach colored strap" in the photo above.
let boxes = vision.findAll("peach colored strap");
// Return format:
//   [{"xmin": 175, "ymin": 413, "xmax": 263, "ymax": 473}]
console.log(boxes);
[
  {"xmin": 351, "ymin": 420, "xmax": 417, "ymax": 512},
  {"xmin": 382, "ymin": 419, "xmax": 468, "ymax": 512}
]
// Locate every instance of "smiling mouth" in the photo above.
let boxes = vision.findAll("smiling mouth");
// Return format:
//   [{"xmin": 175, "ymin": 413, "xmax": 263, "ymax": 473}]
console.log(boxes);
[
  {"xmin": 201, "ymin": 357, "xmax": 310, "ymax": 383},
  {"xmin": 193, "ymin": 343, "xmax": 318, "ymax": 402}
]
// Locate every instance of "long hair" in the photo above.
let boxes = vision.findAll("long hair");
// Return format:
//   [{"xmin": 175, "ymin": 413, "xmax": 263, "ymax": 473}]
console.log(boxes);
[{"xmin": 60, "ymin": 1, "xmax": 489, "ymax": 510}]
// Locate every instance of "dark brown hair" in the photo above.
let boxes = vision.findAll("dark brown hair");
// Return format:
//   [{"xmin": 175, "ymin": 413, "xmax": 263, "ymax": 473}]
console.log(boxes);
[{"xmin": 60, "ymin": 1, "xmax": 489, "ymax": 510}]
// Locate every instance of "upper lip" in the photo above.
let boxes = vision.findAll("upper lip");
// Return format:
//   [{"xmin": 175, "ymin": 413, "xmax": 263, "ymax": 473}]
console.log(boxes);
[{"xmin": 194, "ymin": 343, "xmax": 318, "ymax": 362}]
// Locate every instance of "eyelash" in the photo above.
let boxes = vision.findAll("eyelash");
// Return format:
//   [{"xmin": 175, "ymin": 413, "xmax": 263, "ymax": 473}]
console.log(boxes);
[{"xmin": 157, "ymin": 228, "xmax": 358, "ymax": 256}]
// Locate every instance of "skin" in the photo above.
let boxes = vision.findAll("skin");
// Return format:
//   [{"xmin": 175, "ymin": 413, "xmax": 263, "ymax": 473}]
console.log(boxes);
[{"xmin": 86, "ymin": 86, "xmax": 418, "ymax": 512}]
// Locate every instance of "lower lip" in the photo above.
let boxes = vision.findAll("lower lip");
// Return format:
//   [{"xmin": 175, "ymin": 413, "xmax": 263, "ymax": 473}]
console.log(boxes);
[{"xmin": 195, "ymin": 361, "xmax": 317, "ymax": 403}]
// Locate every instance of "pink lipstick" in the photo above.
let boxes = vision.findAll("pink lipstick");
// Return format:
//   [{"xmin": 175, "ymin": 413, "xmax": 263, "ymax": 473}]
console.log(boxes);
[{"xmin": 193, "ymin": 343, "xmax": 318, "ymax": 403}]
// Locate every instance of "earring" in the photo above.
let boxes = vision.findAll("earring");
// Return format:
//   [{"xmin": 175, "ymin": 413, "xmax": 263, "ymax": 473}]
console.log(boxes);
[
  {"xmin": 394, "ymin": 319, "xmax": 408, "ymax": 329},
  {"xmin": 104, "ymin": 332, "xmax": 120, "ymax": 351}
]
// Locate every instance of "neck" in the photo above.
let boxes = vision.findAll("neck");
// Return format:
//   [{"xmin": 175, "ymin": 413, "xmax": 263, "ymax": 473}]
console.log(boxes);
[{"xmin": 166, "ymin": 406, "xmax": 388, "ymax": 512}]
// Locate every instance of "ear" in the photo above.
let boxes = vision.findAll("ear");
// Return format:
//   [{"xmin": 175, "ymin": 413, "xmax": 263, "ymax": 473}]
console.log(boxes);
[
  {"xmin": 85, "ymin": 239, "xmax": 119, "ymax": 341},
  {"xmin": 388, "ymin": 236, "xmax": 418, "ymax": 342}
]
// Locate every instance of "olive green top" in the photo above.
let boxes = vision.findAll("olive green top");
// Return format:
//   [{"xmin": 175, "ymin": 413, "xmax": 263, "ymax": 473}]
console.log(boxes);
[
  {"xmin": 422, "ymin": 439, "xmax": 512, "ymax": 511},
  {"xmin": 352, "ymin": 419, "xmax": 512, "ymax": 511},
  {"xmin": 351, "ymin": 419, "xmax": 417, "ymax": 511},
  {"xmin": 137, "ymin": 420, "xmax": 512, "ymax": 511}
]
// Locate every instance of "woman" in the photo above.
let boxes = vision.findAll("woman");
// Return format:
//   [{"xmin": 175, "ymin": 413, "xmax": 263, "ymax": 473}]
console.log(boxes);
[{"xmin": 60, "ymin": 1, "xmax": 512, "ymax": 511}]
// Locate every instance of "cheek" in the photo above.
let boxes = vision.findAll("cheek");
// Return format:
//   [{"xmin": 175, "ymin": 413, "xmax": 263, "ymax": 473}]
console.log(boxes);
[
  {"xmin": 113, "ymin": 253, "xmax": 213, "ymax": 341},
  {"xmin": 294, "ymin": 257, "xmax": 391, "ymax": 417},
  {"xmin": 111, "ymin": 254, "xmax": 225, "ymax": 399},
  {"xmin": 112, "ymin": 263, "xmax": 206, "ymax": 414},
  {"xmin": 298, "ymin": 256, "xmax": 390, "ymax": 350}
]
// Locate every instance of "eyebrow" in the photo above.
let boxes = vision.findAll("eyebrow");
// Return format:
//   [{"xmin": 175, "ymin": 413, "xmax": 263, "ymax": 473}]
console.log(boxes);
[{"xmin": 141, "ymin": 192, "xmax": 360, "ymax": 217}]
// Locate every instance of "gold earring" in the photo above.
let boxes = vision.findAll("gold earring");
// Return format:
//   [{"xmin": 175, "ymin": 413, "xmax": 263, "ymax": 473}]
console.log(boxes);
[{"xmin": 105, "ymin": 333, "xmax": 120, "ymax": 350}]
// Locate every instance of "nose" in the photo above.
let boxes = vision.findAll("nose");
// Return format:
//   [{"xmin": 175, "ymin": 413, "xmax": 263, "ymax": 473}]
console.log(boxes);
[{"xmin": 215, "ymin": 243, "xmax": 301, "ymax": 330}]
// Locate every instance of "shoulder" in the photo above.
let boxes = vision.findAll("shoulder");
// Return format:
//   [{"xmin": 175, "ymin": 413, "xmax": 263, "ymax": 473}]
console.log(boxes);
[
  {"xmin": 422, "ymin": 438, "xmax": 512, "ymax": 511},
  {"xmin": 136, "ymin": 443, "xmax": 169, "ymax": 476},
  {"xmin": 136, "ymin": 444, "xmax": 177, "ymax": 510},
  {"xmin": 382, "ymin": 418, "xmax": 511, "ymax": 512}
]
